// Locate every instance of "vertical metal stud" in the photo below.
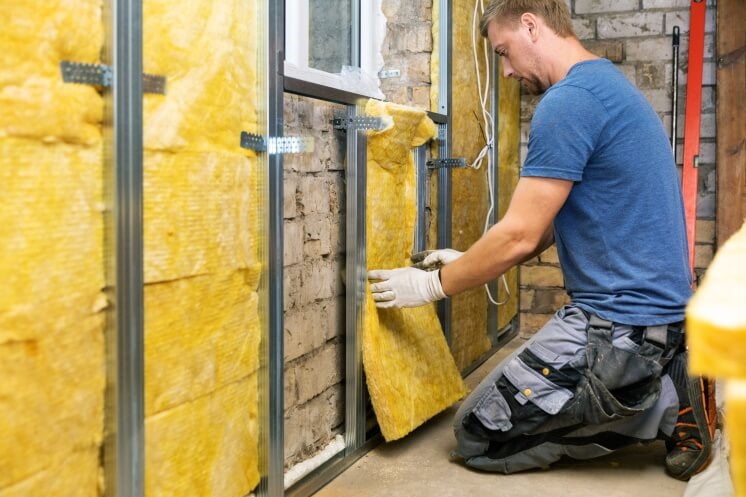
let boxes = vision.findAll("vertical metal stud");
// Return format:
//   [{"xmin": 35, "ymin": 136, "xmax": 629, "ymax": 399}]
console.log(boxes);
[
  {"xmin": 344, "ymin": 103, "xmax": 368, "ymax": 454},
  {"xmin": 258, "ymin": 0, "xmax": 285, "ymax": 495},
  {"xmin": 103, "ymin": 0, "xmax": 145, "ymax": 493},
  {"xmin": 437, "ymin": 0, "xmax": 453, "ymax": 345},
  {"xmin": 414, "ymin": 146, "xmax": 428, "ymax": 253},
  {"xmin": 487, "ymin": 51, "xmax": 500, "ymax": 341},
  {"xmin": 344, "ymin": 0, "xmax": 367, "ymax": 456}
]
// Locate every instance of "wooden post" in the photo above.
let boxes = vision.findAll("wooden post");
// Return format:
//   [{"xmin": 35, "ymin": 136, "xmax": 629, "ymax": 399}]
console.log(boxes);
[{"xmin": 716, "ymin": 0, "xmax": 746, "ymax": 247}]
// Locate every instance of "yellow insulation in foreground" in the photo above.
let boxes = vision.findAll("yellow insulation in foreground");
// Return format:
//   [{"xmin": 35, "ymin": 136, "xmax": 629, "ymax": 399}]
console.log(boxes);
[
  {"xmin": 687, "ymin": 221, "xmax": 746, "ymax": 379},
  {"xmin": 364, "ymin": 100, "xmax": 468, "ymax": 441},
  {"xmin": 142, "ymin": 0, "xmax": 261, "ymax": 493},
  {"xmin": 1, "ymin": 0, "xmax": 105, "ymax": 493},
  {"xmin": 686, "ymin": 222, "xmax": 746, "ymax": 497}
]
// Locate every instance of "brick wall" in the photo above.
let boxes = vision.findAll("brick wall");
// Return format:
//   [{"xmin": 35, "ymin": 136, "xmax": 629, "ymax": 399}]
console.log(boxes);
[
  {"xmin": 519, "ymin": 0, "xmax": 717, "ymax": 336},
  {"xmin": 282, "ymin": 95, "xmax": 346, "ymax": 468}
]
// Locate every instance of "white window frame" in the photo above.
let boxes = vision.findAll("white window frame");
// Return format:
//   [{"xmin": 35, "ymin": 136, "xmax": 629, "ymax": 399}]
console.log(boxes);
[{"xmin": 284, "ymin": 0, "xmax": 385, "ymax": 99}]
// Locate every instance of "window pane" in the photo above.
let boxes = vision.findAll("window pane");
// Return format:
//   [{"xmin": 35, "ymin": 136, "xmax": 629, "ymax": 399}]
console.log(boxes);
[{"xmin": 309, "ymin": 0, "xmax": 353, "ymax": 72}]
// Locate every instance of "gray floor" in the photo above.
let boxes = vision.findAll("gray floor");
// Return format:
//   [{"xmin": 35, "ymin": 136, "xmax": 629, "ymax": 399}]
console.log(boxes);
[{"xmin": 314, "ymin": 336, "xmax": 687, "ymax": 497}]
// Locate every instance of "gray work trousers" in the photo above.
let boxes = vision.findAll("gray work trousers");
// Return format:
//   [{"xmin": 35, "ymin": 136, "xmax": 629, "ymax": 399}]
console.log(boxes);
[{"xmin": 453, "ymin": 305, "xmax": 681, "ymax": 474}]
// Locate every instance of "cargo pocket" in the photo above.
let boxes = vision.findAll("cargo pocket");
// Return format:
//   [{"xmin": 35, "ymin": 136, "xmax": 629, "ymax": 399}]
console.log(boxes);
[
  {"xmin": 473, "ymin": 384, "xmax": 513, "ymax": 432},
  {"xmin": 503, "ymin": 357, "xmax": 574, "ymax": 416}
]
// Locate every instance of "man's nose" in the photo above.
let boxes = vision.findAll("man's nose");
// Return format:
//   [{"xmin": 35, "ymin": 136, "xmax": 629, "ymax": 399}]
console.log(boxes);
[{"xmin": 502, "ymin": 59, "xmax": 514, "ymax": 78}]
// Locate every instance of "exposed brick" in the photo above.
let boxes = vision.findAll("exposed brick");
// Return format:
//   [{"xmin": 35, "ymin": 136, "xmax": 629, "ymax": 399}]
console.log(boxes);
[
  {"xmin": 290, "ymin": 341, "xmax": 345, "ymax": 405},
  {"xmin": 624, "ymin": 37, "xmax": 672, "ymax": 62},
  {"xmin": 284, "ymin": 383, "xmax": 344, "ymax": 467},
  {"xmin": 538, "ymin": 246, "xmax": 560, "ymax": 264},
  {"xmin": 285, "ymin": 306, "xmax": 323, "ymax": 363},
  {"xmin": 284, "ymin": 364, "xmax": 297, "ymax": 410},
  {"xmin": 520, "ymin": 288, "xmax": 535, "ymax": 311},
  {"xmin": 576, "ymin": 0, "xmax": 638, "ymax": 14},
  {"xmin": 304, "ymin": 214, "xmax": 332, "ymax": 257},
  {"xmin": 299, "ymin": 176, "xmax": 331, "ymax": 215},
  {"xmin": 694, "ymin": 243, "xmax": 714, "ymax": 270},
  {"xmin": 519, "ymin": 312, "xmax": 554, "ymax": 338},
  {"xmin": 521, "ymin": 265, "xmax": 565, "ymax": 288},
  {"xmin": 285, "ymin": 177, "xmax": 298, "ymax": 219},
  {"xmin": 284, "ymin": 220, "xmax": 305, "ymax": 267},
  {"xmin": 406, "ymin": 52, "xmax": 431, "ymax": 83},
  {"xmin": 696, "ymin": 219, "xmax": 716, "ymax": 244},
  {"xmin": 617, "ymin": 63, "xmax": 637, "ymax": 85},
  {"xmin": 636, "ymin": 62, "xmax": 666, "ymax": 89},
  {"xmin": 284, "ymin": 265, "xmax": 303, "ymax": 311},
  {"xmin": 412, "ymin": 85, "xmax": 431, "ymax": 109},
  {"xmin": 644, "ymin": 88, "xmax": 671, "ymax": 113},
  {"xmin": 584, "ymin": 40, "xmax": 625, "ymax": 62},
  {"xmin": 643, "ymin": 0, "xmax": 689, "ymax": 8},
  {"xmin": 407, "ymin": 22, "xmax": 433, "ymax": 53},
  {"xmin": 696, "ymin": 192, "xmax": 716, "ymax": 219},
  {"xmin": 300, "ymin": 260, "xmax": 338, "ymax": 305},
  {"xmin": 572, "ymin": 18, "xmax": 596, "ymax": 40},
  {"xmin": 598, "ymin": 12, "xmax": 664, "ymax": 39},
  {"xmin": 531, "ymin": 288, "xmax": 571, "ymax": 313}
]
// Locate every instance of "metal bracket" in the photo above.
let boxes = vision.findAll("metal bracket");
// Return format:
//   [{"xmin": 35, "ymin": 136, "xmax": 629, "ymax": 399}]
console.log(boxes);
[
  {"xmin": 331, "ymin": 115, "xmax": 390, "ymax": 131},
  {"xmin": 437, "ymin": 126, "xmax": 447, "ymax": 141},
  {"xmin": 239, "ymin": 132, "xmax": 314, "ymax": 155},
  {"xmin": 60, "ymin": 61, "xmax": 167, "ymax": 94},
  {"xmin": 426, "ymin": 158, "xmax": 468, "ymax": 169},
  {"xmin": 378, "ymin": 69, "xmax": 401, "ymax": 79}
]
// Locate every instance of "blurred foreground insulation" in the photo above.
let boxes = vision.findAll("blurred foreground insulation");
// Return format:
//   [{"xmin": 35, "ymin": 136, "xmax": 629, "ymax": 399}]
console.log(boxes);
[
  {"xmin": 0, "ymin": 0, "xmax": 105, "ymax": 492},
  {"xmin": 142, "ymin": 0, "xmax": 261, "ymax": 493},
  {"xmin": 687, "ymin": 221, "xmax": 746, "ymax": 496},
  {"xmin": 364, "ymin": 100, "xmax": 468, "ymax": 441}
]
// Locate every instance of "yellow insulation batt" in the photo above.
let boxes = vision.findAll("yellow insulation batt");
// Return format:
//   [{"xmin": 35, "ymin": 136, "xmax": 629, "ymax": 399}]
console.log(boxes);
[
  {"xmin": 142, "ymin": 0, "xmax": 261, "ymax": 493},
  {"xmin": 431, "ymin": 0, "xmax": 520, "ymax": 370},
  {"xmin": 0, "ymin": 0, "xmax": 105, "ymax": 493},
  {"xmin": 0, "ymin": 0, "xmax": 103, "ymax": 145},
  {"xmin": 687, "ymin": 221, "xmax": 746, "ymax": 379},
  {"xmin": 686, "ymin": 222, "xmax": 746, "ymax": 496},
  {"xmin": 364, "ymin": 100, "xmax": 468, "ymax": 441}
]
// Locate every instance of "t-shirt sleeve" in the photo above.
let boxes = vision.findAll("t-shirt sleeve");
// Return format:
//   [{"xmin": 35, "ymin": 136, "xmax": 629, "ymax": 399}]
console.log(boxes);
[{"xmin": 521, "ymin": 85, "xmax": 609, "ymax": 182}]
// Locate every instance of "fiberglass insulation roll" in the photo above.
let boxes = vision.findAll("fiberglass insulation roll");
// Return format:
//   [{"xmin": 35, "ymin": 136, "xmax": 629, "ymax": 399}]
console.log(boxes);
[
  {"xmin": 0, "ymin": 0, "xmax": 106, "ymax": 495},
  {"xmin": 363, "ymin": 100, "xmax": 467, "ymax": 441},
  {"xmin": 142, "ymin": 0, "xmax": 261, "ymax": 495}
]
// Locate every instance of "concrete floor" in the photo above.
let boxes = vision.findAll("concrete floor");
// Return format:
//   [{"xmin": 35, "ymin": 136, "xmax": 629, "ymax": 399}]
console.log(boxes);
[{"xmin": 314, "ymin": 336, "xmax": 688, "ymax": 497}]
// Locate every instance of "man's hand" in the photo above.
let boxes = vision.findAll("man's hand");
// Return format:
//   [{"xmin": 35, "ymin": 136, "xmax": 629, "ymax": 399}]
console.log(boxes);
[
  {"xmin": 367, "ymin": 267, "xmax": 446, "ymax": 309},
  {"xmin": 410, "ymin": 248, "xmax": 464, "ymax": 270}
]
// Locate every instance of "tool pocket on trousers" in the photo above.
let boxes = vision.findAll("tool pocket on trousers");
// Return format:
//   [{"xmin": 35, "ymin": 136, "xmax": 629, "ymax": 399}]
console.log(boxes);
[
  {"xmin": 503, "ymin": 357, "xmax": 574, "ymax": 416},
  {"xmin": 565, "ymin": 338, "xmax": 663, "ymax": 425},
  {"xmin": 472, "ymin": 383, "xmax": 513, "ymax": 432}
]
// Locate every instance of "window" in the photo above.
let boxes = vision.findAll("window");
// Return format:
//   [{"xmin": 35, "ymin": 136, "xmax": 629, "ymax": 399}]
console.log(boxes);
[{"xmin": 285, "ymin": 0, "xmax": 385, "ymax": 99}]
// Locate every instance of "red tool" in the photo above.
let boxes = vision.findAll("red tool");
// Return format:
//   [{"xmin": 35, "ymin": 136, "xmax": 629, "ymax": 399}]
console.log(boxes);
[{"xmin": 681, "ymin": 0, "xmax": 707, "ymax": 277}]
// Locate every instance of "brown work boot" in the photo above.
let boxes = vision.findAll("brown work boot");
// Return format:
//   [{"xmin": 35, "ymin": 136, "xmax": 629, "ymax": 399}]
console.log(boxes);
[{"xmin": 664, "ymin": 352, "xmax": 713, "ymax": 480}]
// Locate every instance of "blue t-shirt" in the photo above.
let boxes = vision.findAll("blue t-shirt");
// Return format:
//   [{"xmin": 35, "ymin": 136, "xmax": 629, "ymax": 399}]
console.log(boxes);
[{"xmin": 521, "ymin": 58, "xmax": 691, "ymax": 325}]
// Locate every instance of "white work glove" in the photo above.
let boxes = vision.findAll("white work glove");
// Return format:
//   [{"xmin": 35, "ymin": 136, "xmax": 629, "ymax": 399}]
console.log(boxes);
[
  {"xmin": 368, "ymin": 267, "xmax": 447, "ymax": 309},
  {"xmin": 410, "ymin": 248, "xmax": 464, "ymax": 270}
]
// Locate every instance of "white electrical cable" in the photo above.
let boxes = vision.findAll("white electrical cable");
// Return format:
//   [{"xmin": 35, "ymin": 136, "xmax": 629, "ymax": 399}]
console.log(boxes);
[{"xmin": 471, "ymin": 0, "xmax": 510, "ymax": 306}]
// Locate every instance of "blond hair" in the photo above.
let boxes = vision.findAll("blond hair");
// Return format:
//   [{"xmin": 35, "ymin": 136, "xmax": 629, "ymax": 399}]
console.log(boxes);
[{"xmin": 479, "ymin": 0, "xmax": 575, "ymax": 38}]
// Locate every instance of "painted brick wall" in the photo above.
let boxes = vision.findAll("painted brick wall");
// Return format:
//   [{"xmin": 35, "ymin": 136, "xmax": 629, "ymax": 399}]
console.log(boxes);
[{"xmin": 519, "ymin": 0, "xmax": 718, "ymax": 336}]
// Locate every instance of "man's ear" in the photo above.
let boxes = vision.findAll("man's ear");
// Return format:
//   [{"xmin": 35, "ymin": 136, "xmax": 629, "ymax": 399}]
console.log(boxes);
[{"xmin": 520, "ymin": 12, "xmax": 539, "ymax": 41}]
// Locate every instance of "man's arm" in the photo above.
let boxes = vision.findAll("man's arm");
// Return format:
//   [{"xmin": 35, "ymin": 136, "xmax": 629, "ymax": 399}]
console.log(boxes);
[{"xmin": 440, "ymin": 176, "xmax": 572, "ymax": 296}]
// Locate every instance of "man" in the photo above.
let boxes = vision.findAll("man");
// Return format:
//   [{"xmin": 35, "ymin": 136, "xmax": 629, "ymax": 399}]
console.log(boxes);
[{"xmin": 368, "ymin": 0, "xmax": 711, "ymax": 480}]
